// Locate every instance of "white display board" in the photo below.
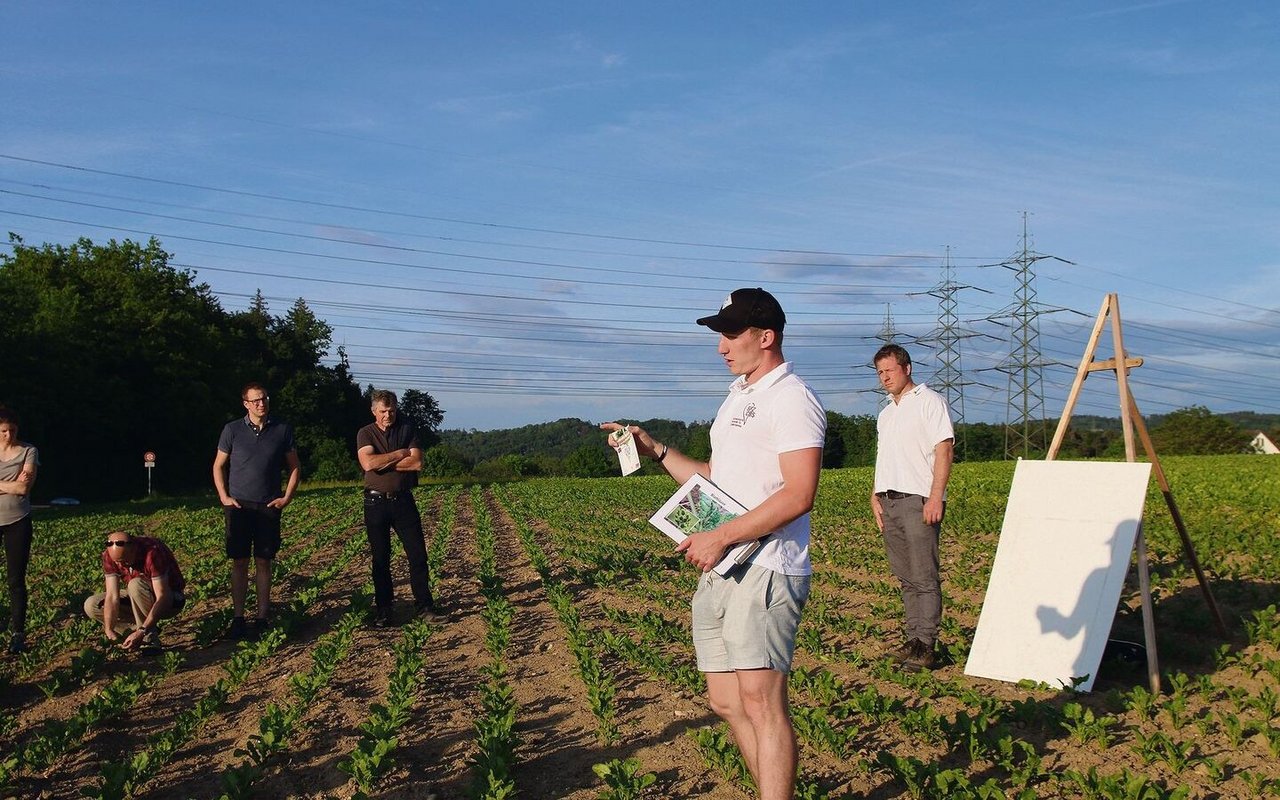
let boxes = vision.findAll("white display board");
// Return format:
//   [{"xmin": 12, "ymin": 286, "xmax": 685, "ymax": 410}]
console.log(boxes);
[{"xmin": 964, "ymin": 459, "xmax": 1152, "ymax": 692}]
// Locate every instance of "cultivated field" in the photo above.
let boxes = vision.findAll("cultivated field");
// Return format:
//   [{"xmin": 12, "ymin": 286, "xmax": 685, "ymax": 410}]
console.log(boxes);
[{"xmin": 1, "ymin": 455, "xmax": 1277, "ymax": 799}]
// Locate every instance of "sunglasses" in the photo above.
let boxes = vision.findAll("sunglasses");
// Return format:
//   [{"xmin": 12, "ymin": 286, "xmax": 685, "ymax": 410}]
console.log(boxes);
[{"xmin": 106, "ymin": 540, "xmax": 132, "ymax": 548}]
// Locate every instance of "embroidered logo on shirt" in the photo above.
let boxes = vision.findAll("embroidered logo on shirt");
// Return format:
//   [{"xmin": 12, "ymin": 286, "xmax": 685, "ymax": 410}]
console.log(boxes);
[{"xmin": 731, "ymin": 403, "xmax": 757, "ymax": 428}]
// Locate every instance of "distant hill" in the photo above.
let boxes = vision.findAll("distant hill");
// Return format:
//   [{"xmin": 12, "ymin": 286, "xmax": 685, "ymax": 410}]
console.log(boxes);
[
  {"xmin": 1219, "ymin": 411, "xmax": 1280, "ymax": 431},
  {"xmin": 439, "ymin": 417, "xmax": 710, "ymax": 464},
  {"xmin": 438, "ymin": 409, "xmax": 1277, "ymax": 466}
]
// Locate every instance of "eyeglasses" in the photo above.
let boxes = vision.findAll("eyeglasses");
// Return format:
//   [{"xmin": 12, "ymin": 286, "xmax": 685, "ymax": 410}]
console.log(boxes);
[
  {"xmin": 244, "ymin": 396, "xmax": 270, "ymax": 405},
  {"xmin": 106, "ymin": 540, "xmax": 132, "ymax": 548}
]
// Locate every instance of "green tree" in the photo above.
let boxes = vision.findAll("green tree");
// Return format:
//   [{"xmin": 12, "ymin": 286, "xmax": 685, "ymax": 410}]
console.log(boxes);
[
  {"xmin": 1150, "ymin": 406, "xmax": 1243, "ymax": 455},
  {"xmin": 563, "ymin": 444, "xmax": 614, "ymax": 478},
  {"xmin": 0, "ymin": 235, "xmax": 231, "ymax": 499},
  {"xmin": 421, "ymin": 444, "xmax": 472, "ymax": 478},
  {"xmin": 399, "ymin": 388, "xmax": 444, "ymax": 449}
]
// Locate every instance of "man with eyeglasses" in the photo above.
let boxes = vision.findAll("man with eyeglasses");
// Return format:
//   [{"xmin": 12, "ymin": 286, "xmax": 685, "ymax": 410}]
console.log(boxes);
[
  {"xmin": 212, "ymin": 382, "xmax": 301, "ymax": 640},
  {"xmin": 603, "ymin": 288, "xmax": 825, "ymax": 800},
  {"xmin": 84, "ymin": 529, "xmax": 186, "ymax": 653}
]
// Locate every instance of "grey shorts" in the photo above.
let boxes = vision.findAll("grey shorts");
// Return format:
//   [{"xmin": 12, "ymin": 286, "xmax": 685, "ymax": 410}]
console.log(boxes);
[{"xmin": 691, "ymin": 564, "xmax": 810, "ymax": 673}]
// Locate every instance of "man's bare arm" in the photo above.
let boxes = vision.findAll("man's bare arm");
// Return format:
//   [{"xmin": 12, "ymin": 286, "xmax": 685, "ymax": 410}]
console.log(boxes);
[
  {"xmin": 922, "ymin": 439, "xmax": 953, "ymax": 525},
  {"xmin": 212, "ymin": 449, "xmax": 239, "ymax": 508},
  {"xmin": 678, "ymin": 447, "xmax": 823, "ymax": 571}
]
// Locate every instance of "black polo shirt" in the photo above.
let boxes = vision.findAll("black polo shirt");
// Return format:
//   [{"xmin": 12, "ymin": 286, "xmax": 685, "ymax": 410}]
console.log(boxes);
[
  {"xmin": 217, "ymin": 416, "xmax": 297, "ymax": 503},
  {"xmin": 357, "ymin": 419, "xmax": 421, "ymax": 494}
]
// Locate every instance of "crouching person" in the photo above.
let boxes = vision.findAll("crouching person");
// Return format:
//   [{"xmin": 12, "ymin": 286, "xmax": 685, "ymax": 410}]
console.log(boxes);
[{"xmin": 84, "ymin": 528, "xmax": 186, "ymax": 653}]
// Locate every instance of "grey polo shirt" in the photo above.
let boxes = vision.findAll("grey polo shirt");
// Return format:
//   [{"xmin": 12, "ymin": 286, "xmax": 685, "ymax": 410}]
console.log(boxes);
[{"xmin": 217, "ymin": 416, "xmax": 296, "ymax": 503}]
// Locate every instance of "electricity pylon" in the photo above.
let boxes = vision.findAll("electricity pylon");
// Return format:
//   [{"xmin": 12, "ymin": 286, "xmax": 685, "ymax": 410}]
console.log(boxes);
[
  {"xmin": 989, "ymin": 214, "xmax": 1074, "ymax": 459},
  {"xmin": 916, "ymin": 247, "xmax": 992, "ymax": 460}
]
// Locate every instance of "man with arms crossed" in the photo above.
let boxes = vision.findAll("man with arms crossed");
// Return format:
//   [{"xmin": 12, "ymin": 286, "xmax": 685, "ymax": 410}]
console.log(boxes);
[
  {"xmin": 357, "ymin": 389, "xmax": 441, "ymax": 626},
  {"xmin": 604, "ymin": 288, "xmax": 825, "ymax": 800},
  {"xmin": 84, "ymin": 528, "xmax": 186, "ymax": 653},
  {"xmin": 870, "ymin": 344, "xmax": 954, "ymax": 672},
  {"xmin": 212, "ymin": 383, "xmax": 301, "ymax": 639}
]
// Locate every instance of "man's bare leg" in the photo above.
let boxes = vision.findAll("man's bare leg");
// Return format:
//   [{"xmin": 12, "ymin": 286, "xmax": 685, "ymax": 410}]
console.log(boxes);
[
  {"xmin": 254, "ymin": 556, "xmax": 272, "ymax": 619},
  {"xmin": 706, "ymin": 669, "xmax": 797, "ymax": 799},
  {"xmin": 706, "ymin": 671, "xmax": 760, "ymax": 779},
  {"xmin": 230, "ymin": 558, "xmax": 250, "ymax": 617}
]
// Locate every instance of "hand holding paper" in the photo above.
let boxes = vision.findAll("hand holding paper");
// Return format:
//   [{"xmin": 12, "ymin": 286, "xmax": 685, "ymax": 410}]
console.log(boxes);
[{"xmin": 608, "ymin": 425, "xmax": 642, "ymax": 476}]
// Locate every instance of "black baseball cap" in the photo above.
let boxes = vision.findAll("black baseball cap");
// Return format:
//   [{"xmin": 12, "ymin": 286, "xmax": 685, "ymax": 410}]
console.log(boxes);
[{"xmin": 696, "ymin": 287, "xmax": 786, "ymax": 333}]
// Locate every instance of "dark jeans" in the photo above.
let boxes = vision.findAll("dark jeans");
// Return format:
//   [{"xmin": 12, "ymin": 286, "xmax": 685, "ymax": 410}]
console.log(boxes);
[
  {"xmin": 881, "ymin": 494, "xmax": 944, "ymax": 646},
  {"xmin": 3, "ymin": 514, "xmax": 33, "ymax": 634},
  {"xmin": 363, "ymin": 491, "xmax": 432, "ymax": 610}
]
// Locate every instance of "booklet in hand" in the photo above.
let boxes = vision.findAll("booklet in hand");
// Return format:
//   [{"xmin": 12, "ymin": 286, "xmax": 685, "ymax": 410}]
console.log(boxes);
[{"xmin": 649, "ymin": 474, "xmax": 760, "ymax": 577}]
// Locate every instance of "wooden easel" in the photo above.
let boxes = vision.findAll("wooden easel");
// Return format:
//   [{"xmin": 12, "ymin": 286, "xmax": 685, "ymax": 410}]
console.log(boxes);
[{"xmin": 1046, "ymin": 293, "xmax": 1226, "ymax": 694}]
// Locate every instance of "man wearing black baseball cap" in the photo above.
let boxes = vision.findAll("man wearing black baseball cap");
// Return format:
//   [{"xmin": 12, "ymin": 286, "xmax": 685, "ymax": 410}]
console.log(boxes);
[{"xmin": 604, "ymin": 287, "xmax": 825, "ymax": 800}]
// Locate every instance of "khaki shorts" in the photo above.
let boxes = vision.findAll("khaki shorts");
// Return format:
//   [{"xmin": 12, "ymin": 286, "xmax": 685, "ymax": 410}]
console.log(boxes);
[{"xmin": 692, "ymin": 564, "xmax": 810, "ymax": 673}]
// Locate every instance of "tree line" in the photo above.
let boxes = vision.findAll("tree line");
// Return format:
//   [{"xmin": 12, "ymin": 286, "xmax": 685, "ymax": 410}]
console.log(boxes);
[
  {"xmin": 431, "ymin": 406, "xmax": 1277, "ymax": 481},
  {"xmin": 0, "ymin": 235, "xmax": 442, "ymax": 501}
]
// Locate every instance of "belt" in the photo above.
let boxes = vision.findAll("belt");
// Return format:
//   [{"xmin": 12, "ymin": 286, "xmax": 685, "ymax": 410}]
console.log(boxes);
[
  {"xmin": 876, "ymin": 490, "xmax": 915, "ymax": 500},
  {"xmin": 364, "ymin": 489, "xmax": 404, "ymax": 500}
]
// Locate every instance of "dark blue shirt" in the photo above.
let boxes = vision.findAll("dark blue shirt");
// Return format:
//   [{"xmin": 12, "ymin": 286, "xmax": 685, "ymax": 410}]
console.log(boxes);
[{"xmin": 217, "ymin": 416, "xmax": 296, "ymax": 503}]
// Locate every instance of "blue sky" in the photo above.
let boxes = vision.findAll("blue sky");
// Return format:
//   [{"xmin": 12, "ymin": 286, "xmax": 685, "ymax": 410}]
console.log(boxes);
[{"xmin": 2, "ymin": 2, "xmax": 1277, "ymax": 432}]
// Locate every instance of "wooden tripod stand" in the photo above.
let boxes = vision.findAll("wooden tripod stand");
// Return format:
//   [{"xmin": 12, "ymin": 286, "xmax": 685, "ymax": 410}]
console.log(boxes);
[{"xmin": 1045, "ymin": 293, "xmax": 1226, "ymax": 693}]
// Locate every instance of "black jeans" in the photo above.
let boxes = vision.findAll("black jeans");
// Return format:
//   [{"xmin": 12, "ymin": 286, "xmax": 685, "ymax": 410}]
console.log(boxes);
[
  {"xmin": 363, "ymin": 491, "xmax": 432, "ymax": 610},
  {"xmin": 2, "ymin": 514, "xmax": 33, "ymax": 634}
]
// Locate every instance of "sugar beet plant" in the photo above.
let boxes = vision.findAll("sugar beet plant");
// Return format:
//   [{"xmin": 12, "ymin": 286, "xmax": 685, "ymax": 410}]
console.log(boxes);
[
  {"xmin": 468, "ymin": 487, "xmax": 520, "ymax": 800},
  {"xmin": 338, "ymin": 615, "xmax": 434, "ymax": 799},
  {"xmin": 497, "ymin": 487, "xmax": 621, "ymax": 745},
  {"xmin": 219, "ymin": 586, "xmax": 372, "ymax": 800}
]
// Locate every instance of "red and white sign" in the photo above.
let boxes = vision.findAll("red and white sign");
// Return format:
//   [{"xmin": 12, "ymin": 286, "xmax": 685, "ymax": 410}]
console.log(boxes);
[{"xmin": 144, "ymin": 451, "xmax": 156, "ymax": 467}]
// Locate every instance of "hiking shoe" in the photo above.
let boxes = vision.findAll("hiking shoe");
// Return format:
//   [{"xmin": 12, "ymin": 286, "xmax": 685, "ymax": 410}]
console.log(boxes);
[
  {"xmin": 228, "ymin": 616, "xmax": 248, "ymax": 640},
  {"xmin": 7, "ymin": 633, "xmax": 25, "ymax": 655},
  {"xmin": 889, "ymin": 640, "xmax": 916, "ymax": 662},
  {"xmin": 372, "ymin": 607, "xmax": 395, "ymax": 628},
  {"xmin": 140, "ymin": 630, "xmax": 163, "ymax": 655},
  {"xmin": 247, "ymin": 617, "xmax": 269, "ymax": 640},
  {"xmin": 416, "ymin": 602, "xmax": 446, "ymax": 622},
  {"xmin": 896, "ymin": 639, "xmax": 937, "ymax": 672}
]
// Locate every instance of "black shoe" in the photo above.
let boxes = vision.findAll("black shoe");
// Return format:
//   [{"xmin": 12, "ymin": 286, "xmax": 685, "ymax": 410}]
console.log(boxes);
[
  {"xmin": 897, "ymin": 639, "xmax": 937, "ymax": 672},
  {"xmin": 372, "ymin": 608, "xmax": 395, "ymax": 628},
  {"xmin": 416, "ymin": 602, "xmax": 446, "ymax": 622},
  {"xmin": 140, "ymin": 630, "xmax": 163, "ymax": 655},
  {"xmin": 247, "ymin": 617, "xmax": 268, "ymax": 640},
  {"xmin": 7, "ymin": 633, "xmax": 25, "ymax": 655},
  {"xmin": 228, "ymin": 616, "xmax": 248, "ymax": 640}
]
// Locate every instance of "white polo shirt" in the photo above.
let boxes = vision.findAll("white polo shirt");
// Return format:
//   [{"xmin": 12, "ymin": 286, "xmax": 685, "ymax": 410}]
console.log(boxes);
[
  {"xmin": 709, "ymin": 362, "xmax": 826, "ymax": 576},
  {"xmin": 873, "ymin": 383, "xmax": 955, "ymax": 499}
]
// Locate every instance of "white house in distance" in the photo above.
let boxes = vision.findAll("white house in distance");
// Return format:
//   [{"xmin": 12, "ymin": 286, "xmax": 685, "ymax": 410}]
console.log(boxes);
[{"xmin": 1249, "ymin": 431, "xmax": 1279, "ymax": 454}]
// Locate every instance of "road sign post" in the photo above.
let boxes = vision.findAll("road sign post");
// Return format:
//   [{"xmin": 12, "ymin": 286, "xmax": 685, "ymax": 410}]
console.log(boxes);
[{"xmin": 144, "ymin": 451, "xmax": 156, "ymax": 496}]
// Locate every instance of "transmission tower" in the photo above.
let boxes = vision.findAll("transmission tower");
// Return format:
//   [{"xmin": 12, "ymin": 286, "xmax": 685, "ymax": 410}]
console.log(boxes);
[
  {"xmin": 994, "ymin": 213, "xmax": 1073, "ymax": 459},
  {"xmin": 917, "ymin": 247, "xmax": 991, "ymax": 460},
  {"xmin": 876, "ymin": 303, "xmax": 899, "ymax": 345}
]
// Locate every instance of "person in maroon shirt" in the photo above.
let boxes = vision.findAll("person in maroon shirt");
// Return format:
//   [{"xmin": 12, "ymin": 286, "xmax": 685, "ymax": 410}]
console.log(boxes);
[{"xmin": 83, "ymin": 529, "xmax": 186, "ymax": 653}]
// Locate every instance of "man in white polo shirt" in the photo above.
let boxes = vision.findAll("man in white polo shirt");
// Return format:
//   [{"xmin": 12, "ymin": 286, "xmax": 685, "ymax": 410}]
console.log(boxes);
[
  {"xmin": 603, "ymin": 287, "xmax": 825, "ymax": 800},
  {"xmin": 871, "ymin": 344, "xmax": 954, "ymax": 672}
]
